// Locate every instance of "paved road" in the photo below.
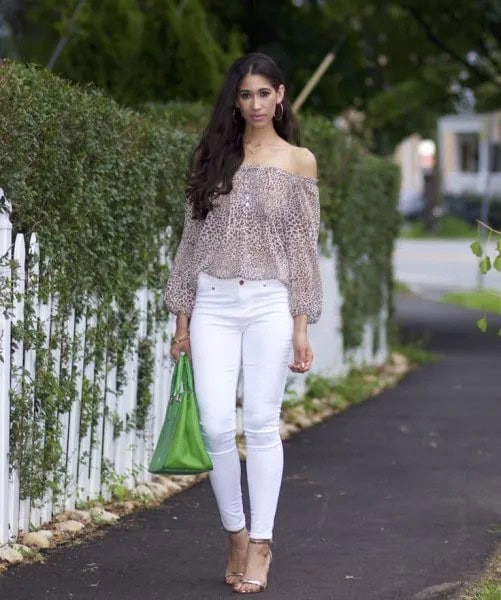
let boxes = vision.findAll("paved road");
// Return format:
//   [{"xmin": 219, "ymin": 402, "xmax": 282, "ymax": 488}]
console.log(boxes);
[
  {"xmin": 394, "ymin": 239, "xmax": 501, "ymax": 293},
  {"xmin": 0, "ymin": 296, "xmax": 499, "ymax": 600}
]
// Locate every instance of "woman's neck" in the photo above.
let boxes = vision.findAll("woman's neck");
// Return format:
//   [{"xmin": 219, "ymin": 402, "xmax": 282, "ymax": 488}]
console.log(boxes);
[{"xmin": 242, "ymin": 124, "xmax": 280, "ymax": 146}]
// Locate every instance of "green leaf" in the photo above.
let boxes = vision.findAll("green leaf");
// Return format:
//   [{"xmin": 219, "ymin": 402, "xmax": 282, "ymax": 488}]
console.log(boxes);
[
  {"xmin": 477, "ymin": 315, "xmax": 487, "ymax": 332},
  {"xmin": 479, "ymin": 256, "xmax": 491, "ymax": 274},
  {"xmin": 470, "ymin": 240, "xmax": 482, "ymax": 257},
  {"xmin": 497, "ymin": 328, "xmax": 501, "ymax": 337},
  {"xmin": 493, "ymin": 254, "xmax": 501, "ymax": 271},
  {"xmin": 497, "ymin": 239, "xmax": 501, "ymax": 253}
]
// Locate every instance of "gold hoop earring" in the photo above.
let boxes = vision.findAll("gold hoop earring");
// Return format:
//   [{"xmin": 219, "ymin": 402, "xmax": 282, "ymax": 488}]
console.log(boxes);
[{"xmin": 274, "ymin": 103, "xmax": 284, "ymax": 121}]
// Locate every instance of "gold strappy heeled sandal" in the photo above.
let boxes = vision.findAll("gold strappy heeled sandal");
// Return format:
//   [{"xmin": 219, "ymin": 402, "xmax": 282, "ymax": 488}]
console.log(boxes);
[
  {"xmin": 224, "ymin": 527, "xmax": 248, "ymax": 586},
  {"xmin": 233, "ymin": 539, "xmax": 272, "ymax": 594}
]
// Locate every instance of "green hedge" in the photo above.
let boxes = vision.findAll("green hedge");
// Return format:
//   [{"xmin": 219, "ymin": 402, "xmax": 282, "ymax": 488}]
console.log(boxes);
[
  {"xmin": 0, "ymin": 61, "xmax": 195, "ymax": 306},
  {"xmin": 0, "ymin": 62, "xmax": 399, "ymax": 498},
  {"xmin": 0, "ymin": 61, "xmax": 196, "ymax": 499},
  {"xmin": 300, "ymin": 114, "xmax": 401, "ymax": 347}
]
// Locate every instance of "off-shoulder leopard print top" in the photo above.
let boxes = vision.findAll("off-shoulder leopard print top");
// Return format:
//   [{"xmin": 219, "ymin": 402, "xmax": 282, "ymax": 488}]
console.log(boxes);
[{"xmin": 164, "ymin": 163, "xmax": 323, "ymax": 324}]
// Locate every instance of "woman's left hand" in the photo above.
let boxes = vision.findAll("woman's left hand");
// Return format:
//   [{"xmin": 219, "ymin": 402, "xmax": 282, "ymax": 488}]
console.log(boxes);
[{"xmin": 289, "ymin": 331, "xmax": 313, "ymax": 373}]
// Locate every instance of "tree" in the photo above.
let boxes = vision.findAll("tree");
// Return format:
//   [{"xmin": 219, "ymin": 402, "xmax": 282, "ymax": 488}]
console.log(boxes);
[
  {"xmin": 206, "ymin": 0, "xmax": 501, "ymax": 154},
  {"xmin": 3, "ymin": 0, "xmax": 242, "ymax": 105},
  {"xmin": 3, "ymin": 0, "xmax": 500, "ymax": 152},
  {"xmin": 0, "ymin": 0, "xmax": 22, "ymax": 58}
]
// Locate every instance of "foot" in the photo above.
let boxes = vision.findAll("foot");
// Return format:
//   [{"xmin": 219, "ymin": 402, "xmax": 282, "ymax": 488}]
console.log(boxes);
[
  {"xmin": 233, "ymin": 540, "xmax": 272, "ymax": 594},
  {"xmin": 224, "ymin": 527, "xmax": 249, "ymax": 586}
]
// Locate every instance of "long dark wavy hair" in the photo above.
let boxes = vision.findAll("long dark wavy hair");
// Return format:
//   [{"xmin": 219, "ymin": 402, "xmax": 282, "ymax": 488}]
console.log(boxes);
[{"xmin": 186, "ymin": 53, "xmax": 300, "ymax": 219}]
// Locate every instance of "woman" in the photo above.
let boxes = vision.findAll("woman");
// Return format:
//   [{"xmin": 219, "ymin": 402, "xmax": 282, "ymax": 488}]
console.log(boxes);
[{"xmin": 164, "ymin": 52, "xmax": 322, "ymax": 594}]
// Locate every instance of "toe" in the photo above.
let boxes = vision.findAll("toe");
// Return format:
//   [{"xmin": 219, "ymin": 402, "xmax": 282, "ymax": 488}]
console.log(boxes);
[{"xmin": 234, "ymin": 582, "xmax": 260, "ymax": 594}]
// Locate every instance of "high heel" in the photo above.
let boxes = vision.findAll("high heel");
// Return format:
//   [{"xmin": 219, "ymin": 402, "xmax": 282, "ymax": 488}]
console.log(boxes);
[
  {"xmin": 233, "ymin": 539, "xmax": 272, "ymax": 594},
  {"xmin": 224, "ymin": 526, "xmax": 248, "ymax": 586}
]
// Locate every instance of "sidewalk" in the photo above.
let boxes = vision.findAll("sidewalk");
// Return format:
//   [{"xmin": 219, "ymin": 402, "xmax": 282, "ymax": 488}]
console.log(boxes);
[{"xmin": 0, "ymin": 295, "xmax": 500, "ymax": 600}]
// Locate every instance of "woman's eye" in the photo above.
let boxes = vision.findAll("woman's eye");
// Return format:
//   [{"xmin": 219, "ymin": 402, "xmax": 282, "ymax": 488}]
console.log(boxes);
[
  {"xmin": 240, "ymin": 92, "xmax": 251, "ymax": 99},
  {"xmin": 260, "ymin": 91, "xmax": 271, "ymax": 97}
]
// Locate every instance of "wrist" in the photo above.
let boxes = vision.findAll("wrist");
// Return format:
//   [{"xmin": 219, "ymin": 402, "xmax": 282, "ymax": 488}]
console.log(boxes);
[
  {"xmin": 172, "ymin": 332, "xmax": 190, "ymax": 344},
  {"xmin": 176, "ymin": 311, "xmax": 190, "ymax": 332}
]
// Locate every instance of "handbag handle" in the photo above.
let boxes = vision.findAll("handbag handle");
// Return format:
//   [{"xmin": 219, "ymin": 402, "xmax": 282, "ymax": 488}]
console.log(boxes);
[
  {"xmin": 181, "ymin": 352, "xmax": 195, "ymax": 392},
  {"xmin": 173, "ymin": 352, "xmax": 194, "ymax": 398}
]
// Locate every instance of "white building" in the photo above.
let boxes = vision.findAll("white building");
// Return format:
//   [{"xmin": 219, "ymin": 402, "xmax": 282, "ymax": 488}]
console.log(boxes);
[{"xmin": 437, "ymin": 110, "xmax": 501, "ymax": 198}]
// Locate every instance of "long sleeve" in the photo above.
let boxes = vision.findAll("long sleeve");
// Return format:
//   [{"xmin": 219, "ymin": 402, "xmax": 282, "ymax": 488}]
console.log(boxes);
[
  {"xmin": 284, "ymin": 178, "xmax": 323, "ymax": 324},
  {"xmin": 163, "ymin": 199, "xmax": 202, "ymax": 317}
]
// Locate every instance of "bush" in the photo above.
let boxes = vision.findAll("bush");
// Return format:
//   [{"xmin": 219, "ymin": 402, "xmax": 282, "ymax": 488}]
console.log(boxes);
[
  {"xmin": 0, "ymin": 60, "xmax": 196, "ymax": 307},
  {"xmin": 0, "ymin": 61, "xmax": 196, "ymax": 499},
  {"xmin": 142, "ymin": 100, "xmax": 211, "ymax": 135},
  {"xmin": 444, "ymin": 192, "xmax": 501, "ymax": 229},
  {"xmin": 301, "ymin": 114, "xmax": 401, "ymax": 347}
]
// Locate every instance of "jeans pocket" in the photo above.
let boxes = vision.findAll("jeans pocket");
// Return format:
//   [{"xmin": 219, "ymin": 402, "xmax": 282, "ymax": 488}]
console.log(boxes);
[{"xmin": 196, "ymin": 272, "xmax": 217, "ymax": 297}]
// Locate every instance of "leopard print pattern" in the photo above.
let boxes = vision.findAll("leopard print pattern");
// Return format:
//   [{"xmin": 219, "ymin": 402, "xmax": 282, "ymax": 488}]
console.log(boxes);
[{"xmin": 164, "ymin": 164, "xmax": 322, "ymax": 324}]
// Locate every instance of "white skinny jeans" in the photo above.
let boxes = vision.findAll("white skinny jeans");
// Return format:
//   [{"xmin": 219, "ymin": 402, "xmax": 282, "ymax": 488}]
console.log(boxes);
[{"xmin": 190, "ymin": 271, "xmax": 293, "ymax": 540}]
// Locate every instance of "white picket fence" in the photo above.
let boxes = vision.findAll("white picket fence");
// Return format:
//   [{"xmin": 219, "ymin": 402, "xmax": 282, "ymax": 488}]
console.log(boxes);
[{"xmin": 0, "ymin": 186, "xmax": 389, "ymax": 547}]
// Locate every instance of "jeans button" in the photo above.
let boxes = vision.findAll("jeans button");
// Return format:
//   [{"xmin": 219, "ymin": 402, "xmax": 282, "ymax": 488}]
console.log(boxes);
[{"xmin": 239, "ymin": 279, "xmax": 244, "ymax": 285}]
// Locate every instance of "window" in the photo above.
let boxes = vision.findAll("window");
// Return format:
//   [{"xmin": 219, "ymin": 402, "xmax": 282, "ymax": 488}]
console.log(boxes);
[{"xmin": 456, "ymin": 132, "xmax": 479, "ymax": 173}]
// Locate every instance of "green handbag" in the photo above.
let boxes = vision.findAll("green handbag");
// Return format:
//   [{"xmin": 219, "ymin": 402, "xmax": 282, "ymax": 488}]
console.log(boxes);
[{"xmin": 148, "ymin": 352, "xmax": 213, "ymax": 475}]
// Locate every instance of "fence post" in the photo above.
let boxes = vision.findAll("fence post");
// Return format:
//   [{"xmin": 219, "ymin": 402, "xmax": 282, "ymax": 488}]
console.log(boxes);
[
  {"xmin": 20, "ymin": 234, "xmax": 40, "ymax": 531},
  {"xmin": 0, "ymin": 188, "xmax": 13, "ymax": 544},
  {"xmin": 8, "ymin": 232, "xmax": 26, "ymax": 541}
]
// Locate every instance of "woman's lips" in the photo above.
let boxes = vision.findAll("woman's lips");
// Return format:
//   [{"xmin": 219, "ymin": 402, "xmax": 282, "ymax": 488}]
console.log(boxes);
[{"xmin": 250, "ymin": 114, "xmax": 266, "ymax": 121}]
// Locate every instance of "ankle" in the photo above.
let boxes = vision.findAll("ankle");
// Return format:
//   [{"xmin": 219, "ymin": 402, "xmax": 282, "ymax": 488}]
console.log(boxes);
[
  {"xmin": 248, "ymin": 539, "xmax": 271, "ymax": 557},
  {"xmin": 227, "ymin": 528, "xmax": 248, "ymax": 554}
]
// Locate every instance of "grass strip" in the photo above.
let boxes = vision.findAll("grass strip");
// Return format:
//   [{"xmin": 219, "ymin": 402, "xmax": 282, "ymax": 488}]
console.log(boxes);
[
  {"xmin": 394, "ymin": 281, "xmax": 415, "ymax": 295},
  {"xmin": 401, "ymin": 216, "xmax": 478, "ymax": 239},
  {"xmin": 441, "ymin": 291, "xmax": 501, "ymax": 314}
]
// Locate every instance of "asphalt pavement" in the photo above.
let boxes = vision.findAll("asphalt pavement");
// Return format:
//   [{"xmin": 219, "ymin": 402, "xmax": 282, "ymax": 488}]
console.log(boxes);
[{"xmin": 0, "ymin": 294, "xmax": 500, "ymax": 600}]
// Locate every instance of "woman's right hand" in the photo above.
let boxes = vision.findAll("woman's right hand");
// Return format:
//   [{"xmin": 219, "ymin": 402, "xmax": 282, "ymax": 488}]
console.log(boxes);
[{"xmin": 170, "ymin": 336, "xmax": 192, "ymax": 361}]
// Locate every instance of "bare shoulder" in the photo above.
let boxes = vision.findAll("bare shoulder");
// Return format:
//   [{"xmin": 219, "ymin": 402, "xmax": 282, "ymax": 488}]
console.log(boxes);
[{"xmin": 291, "ymin": 146, "xmax": 317, "ymax": 178}]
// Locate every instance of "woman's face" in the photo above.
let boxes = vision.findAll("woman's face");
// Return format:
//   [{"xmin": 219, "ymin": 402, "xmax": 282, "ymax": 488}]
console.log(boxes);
[{"xmin": 235, "ymin": 73, "xmax": 285, "ymax": 127}]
